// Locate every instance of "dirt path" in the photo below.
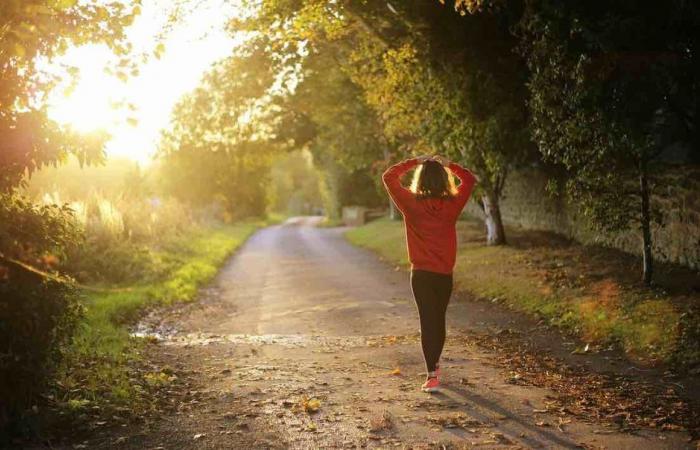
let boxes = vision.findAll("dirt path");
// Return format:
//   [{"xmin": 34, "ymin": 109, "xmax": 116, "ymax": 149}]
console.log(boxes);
[{"xmin": 84, "ymin": 217, "xmax": 694, "ymax": 449}]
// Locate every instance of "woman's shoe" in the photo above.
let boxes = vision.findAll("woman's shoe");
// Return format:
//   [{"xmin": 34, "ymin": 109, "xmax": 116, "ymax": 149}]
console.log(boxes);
[{"xmin": 421, "ymin": 376, "xmax": 440, "ymax": 393}]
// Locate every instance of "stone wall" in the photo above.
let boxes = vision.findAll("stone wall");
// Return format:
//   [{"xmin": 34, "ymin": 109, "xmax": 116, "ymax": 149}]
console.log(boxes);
[{"xmin": 463, "ymin": 166, "xmax": 700, "ymax": 270}]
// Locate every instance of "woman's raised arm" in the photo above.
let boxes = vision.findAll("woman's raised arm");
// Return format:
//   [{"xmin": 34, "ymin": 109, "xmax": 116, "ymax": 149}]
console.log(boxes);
[
  {"xmin": 382, "ymin": 158, "xmax": 420, "ymax": 214},
  {"xmin": 447, "ymin": 161, "xmax": 477, "ymax": 208}
]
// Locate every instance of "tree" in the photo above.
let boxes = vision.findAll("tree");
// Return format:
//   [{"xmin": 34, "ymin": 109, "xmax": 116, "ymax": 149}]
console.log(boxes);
[
  {"xmin": 236, "ymin": 4, "xmax": 395, "ymax": 218},
  {"xmin": 158, "ymin": 42, "xmax": 310, "ymax": 218},
  {"xmin": 519, "ymin": 0, "xmax": 700, "ymax": 285},
  {"xmin": 267, "ymin": 150, "xmax": 323, "ymax": 215},
  {"xmin": 243, "ymin": 0, "xmax": 535, "ymax": 244},
  {"xmin": 286, "ymin": 46, "xmax": 388, "ymax": 218},
  {"xmin": 0, "ymin": 0, "xmax": 140, "ymax": 190},
  {"xmin": 0, "ymin": 0, "xmax": 140, "ymax": 432},
  {"xmin": 344, "ymin": 26, "xmax": 532, "ymax": 244}
]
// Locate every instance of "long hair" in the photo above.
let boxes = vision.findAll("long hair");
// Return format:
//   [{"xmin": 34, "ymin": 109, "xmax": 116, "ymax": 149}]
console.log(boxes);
[{"xmin": 410, "ymin": 160, "xmax": 457, "ymax": 199}]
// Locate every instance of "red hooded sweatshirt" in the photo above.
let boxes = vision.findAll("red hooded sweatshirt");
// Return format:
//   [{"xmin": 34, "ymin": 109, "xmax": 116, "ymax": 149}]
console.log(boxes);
[{"xmin": 382, "ymin": 158, "xmax": 476, "ymax": 275}]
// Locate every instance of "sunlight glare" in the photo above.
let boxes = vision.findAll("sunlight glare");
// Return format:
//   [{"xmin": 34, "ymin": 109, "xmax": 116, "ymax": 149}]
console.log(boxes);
[
  {"xmin": 49, "ymin": 45, "xmax": 123, "ymax": 133},
  {"xmin": 46, "ymin": 0, "xmax": 243, "ymax": 165}
]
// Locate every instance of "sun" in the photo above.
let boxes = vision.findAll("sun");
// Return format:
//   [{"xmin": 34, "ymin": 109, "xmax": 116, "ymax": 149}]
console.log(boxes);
[
  {"xmin": 46, "ymin": 0, "xmax": 242, "ymax": 166},
  {"xmin": 48, "ymin": 45, "xmax": 124, "ymax": 134}
]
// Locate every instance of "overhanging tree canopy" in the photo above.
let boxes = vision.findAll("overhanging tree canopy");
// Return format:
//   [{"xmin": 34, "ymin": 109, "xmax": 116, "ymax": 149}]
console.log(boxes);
[
  {"xmin": 240, "ymin": 0, "xmax": 536, "ymax": 245},
  {"xmin": 0, "ymin": 0, "xmax": 141, "ymax": 191},
  {"xmin": 519, "ymin": 0, "xmax": 700, "ymax": 284}
]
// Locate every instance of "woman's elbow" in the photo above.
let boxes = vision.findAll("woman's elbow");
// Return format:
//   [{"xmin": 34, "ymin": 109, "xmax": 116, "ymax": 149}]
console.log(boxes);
[{"xmin": 381, "ymin": 170, "xmax": 394, "ymax": 184}]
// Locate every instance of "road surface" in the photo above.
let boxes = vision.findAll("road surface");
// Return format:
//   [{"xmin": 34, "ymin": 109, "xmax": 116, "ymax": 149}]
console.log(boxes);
[{"xmin": 94, "ymin": 217, "xmax": 693, "ymax": 449}]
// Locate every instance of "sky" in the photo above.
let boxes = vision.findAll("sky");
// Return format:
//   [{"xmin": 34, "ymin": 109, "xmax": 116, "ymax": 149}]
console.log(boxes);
[{"xmin": 47, "ymin": 0, "xmax": 243, "ymax": 165}]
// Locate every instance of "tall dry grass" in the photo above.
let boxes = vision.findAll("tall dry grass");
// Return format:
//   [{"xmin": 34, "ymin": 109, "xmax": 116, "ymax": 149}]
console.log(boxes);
[{"xmin": 38, "ymin": 190, "xmax": 198, "ymax": 284}]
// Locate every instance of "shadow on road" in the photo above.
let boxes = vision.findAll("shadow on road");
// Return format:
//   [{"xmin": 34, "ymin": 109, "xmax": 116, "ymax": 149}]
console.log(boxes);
[{"xmin": 436, "ymin": 385, "xmax": 582, "ymax": 448}]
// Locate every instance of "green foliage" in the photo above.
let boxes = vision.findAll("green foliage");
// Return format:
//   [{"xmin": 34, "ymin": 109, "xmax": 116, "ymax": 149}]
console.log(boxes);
[
  {"xmin": 267, "ymin": 150, "xmax": 323, "ymax": 215},
  {"xmin": 349, "ymin": 3, "xmax": 534, "ymax": 235},
  {"xmin": 0, "ymin": 193, "xmax": 79, "ymax": 262},
  {"xmin": 62, "ymin": 194, "xmax": 195, "ymax": 284},
  {"xmin": 344, "ymin": 217, "xmax": 409, "ymax": 266},
  {"xmin": 158, "ymin": 44, "xmax": 293, "ymax": 219},
  {"xmin": 0, "ymin": 0, "xmax": 140, "ymax": 190},
  {"xmin": 56, "ymin": 223, "xmax": 260, "ymax": 423},
  {"xmin": 0, "ymin": 271, "xmax": 82, "ymax": 437},
  {"xmin": 338, "ymin": 169, "xmax": 387, "ymax": 209},
  {"xmin": 346, "ymin": 217, "xmax": 693, "ymax": 366},
  {"xmin": 294, "ymin": 50, "xmax": 388, "ymax": 216},
  {"xmin": 0, "ymin": 193, "xmax": 83, "ymax": 436},
  {"xmin": 0, "ymin": 2, "xmax": 141, "ymax": 432},
  {"xmin": 1, "ymin": 167, "xmax": 200, "ymax": 436},
  {"xmin": 242, "ymin": 0, "xmax": 534, "ymax": 241},
  {"xmin": 450, "ymin": 0, "xmax": 506, "ymax": 14},
  {"xmin": 518, "ymin": 0, "xmax": 700, "ymax": 282},
  {"xmin": 290, "ymin": 48, "xmax": 386, "ymax": 170},
  {"xmin": 25, "ymin": 159, "xmax": 200, "ymax": 284}
]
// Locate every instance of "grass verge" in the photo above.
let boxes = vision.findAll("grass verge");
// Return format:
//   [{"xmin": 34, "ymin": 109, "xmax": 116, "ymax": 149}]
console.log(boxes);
[
  {"xmin": 345, "ymin": 217, "xmax": 700, "ymax": 368},
  {"xmin": 52, "ymin": 221, "xmax": 261, "ymax": 423}
]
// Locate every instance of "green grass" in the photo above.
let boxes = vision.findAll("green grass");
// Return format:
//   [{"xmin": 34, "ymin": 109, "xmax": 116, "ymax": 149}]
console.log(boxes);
[
  {"xmin": 345, "ymin": 218, "xmax": 408, "ymax": 264},
  {"xmin": 345, "ymin": 217, "xmax": 694, "ymax": 366},
  {"xmin": 55, "ymin": 221, "xmax": 261, "ymax": 415},
  {"xmin": 264, "ymin": 211, "xmax": 288, "ymax": 226}
]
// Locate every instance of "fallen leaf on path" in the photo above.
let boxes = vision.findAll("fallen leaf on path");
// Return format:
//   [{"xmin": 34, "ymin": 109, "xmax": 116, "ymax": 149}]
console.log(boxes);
[
  {"xmin": 307, "ymin": 398, "xmax": 321, "ymax": 412},
  {"xmin": 193, "ymin": 433, "xmax": 205, "ymax": 440},
  {"xmin": 297, "ymin": 396, "xmax": 321, "ymax": 414},
  {"xmin": 390, "ymin": 368, "xmax": 401, "ymax": 376}
]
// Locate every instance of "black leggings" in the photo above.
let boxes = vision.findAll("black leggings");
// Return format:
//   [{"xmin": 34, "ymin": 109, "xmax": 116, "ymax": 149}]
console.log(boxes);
[{"xmin": 410, "ymin": 269, "xmax": 453, "ymax": 373}]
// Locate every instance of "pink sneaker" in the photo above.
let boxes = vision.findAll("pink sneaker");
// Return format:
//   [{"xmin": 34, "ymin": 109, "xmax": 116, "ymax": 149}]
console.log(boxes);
[{"xmin": 421, "ymin": 376, "xmax": 440, "ymax": 393}]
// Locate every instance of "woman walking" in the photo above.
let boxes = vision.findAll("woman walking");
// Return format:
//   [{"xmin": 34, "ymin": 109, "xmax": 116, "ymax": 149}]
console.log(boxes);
[{"xmin": 382, "ymin": 155, "xmax": 476, "ymax": 392}]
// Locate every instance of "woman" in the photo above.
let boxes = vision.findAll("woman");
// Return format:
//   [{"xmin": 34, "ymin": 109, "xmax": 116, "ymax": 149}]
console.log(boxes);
[{"xmin": 382, "ymin": 155, "xmax": 476, "ymax": 392}]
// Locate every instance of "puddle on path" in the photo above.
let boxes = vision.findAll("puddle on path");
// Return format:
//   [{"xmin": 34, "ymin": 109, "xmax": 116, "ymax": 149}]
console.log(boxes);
[
  {"xmin": 131, "ymin": 327, "xmax": 420, "ymax": 349},
  {"xmin": 162, "ymin": 333, "xmax": 370, "ymax": 348}
]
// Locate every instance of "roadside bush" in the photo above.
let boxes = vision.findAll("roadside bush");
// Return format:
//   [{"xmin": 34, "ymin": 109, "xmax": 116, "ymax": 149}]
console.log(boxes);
[
  {"xmin": 61, "ymin": 193, "xmax": 196, "ymax": 284},
  {"xmin": 0, "ymin": 270, "xmax": 82, "ymax": 438},
  {"xmin": 64, "ymin": 238, "xmax": 160, "ymax": 284},
  {"xmin": 0, "ymin": 194, "xmax": 83, "ymax": 438}
]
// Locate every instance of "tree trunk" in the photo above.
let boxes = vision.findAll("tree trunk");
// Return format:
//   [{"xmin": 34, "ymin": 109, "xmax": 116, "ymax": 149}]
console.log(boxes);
[
  {"xmin": 482, "ymin": 191, "xmax": 506, "ymax": 245},
  {"xmin": 639, "ymin": 162, "xmax": 653, "ymax": 286}
]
